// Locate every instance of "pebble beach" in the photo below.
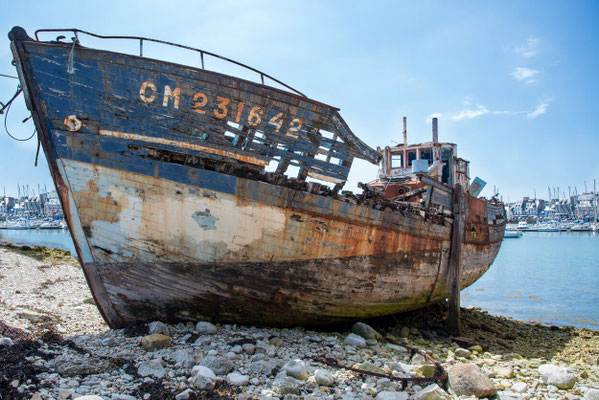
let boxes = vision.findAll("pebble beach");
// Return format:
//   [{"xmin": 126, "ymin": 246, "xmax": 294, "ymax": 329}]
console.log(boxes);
[{"xmin": 1, "ymin": 244, "xmax": 599, "ymax": 400}]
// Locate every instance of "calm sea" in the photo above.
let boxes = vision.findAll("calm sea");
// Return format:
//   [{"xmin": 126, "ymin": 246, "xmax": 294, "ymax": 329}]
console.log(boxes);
[
  {"xmin": 0, "ymin": 228, "xmax": 76, "ymax": 255},
  {"xmin": 1, "ymin": 228, "xmax": 598, "ymax": 329},
  {"xmin": 462, "ymin": 231, "xmax": 599, "ymax": 330}
]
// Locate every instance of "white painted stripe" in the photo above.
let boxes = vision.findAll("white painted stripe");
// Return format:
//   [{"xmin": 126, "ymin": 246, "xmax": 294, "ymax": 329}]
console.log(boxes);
[{"xmin": 98, "ymin": 129, "xmax": 269, "ymax": 166}]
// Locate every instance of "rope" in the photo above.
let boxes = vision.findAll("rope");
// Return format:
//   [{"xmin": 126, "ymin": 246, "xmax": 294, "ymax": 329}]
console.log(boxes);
[{"xmin": 0, "ymin": 73, "xmax": 18, "ymax": 80}]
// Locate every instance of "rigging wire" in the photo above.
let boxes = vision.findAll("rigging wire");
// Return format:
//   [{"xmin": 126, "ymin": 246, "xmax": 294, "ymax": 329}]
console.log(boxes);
[
  {"xmin": 2, "ymin": 85, "xmax": 36, "ymax": 142},
  {"xmin": 0, "ymin": 73, "xmax": 18, "ymax": 80}
]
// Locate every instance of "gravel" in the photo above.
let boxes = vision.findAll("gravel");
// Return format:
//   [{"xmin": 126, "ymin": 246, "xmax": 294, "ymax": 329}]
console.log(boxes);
[{"xmin": 1, "ymin": 244, "xmax": 599, "ymax": 400}]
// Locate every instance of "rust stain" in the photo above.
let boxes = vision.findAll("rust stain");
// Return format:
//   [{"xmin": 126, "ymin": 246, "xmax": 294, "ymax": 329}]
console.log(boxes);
[
  {"xmin": 98, "ymin": 129, "xmax": 269, "ymax": 166},
  {"xmin": 73, "ymin": 179, "xmax": 129, "ymax": 229}
]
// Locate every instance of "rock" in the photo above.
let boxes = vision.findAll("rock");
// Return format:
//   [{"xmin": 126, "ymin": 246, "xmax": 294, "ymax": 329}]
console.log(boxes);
[
  {"xmin": 411, "ymin": 354, "xmax": 427, "ymax": 365},
  {"xmin": 137, "ymin": 360, "xmax": 166, "ymax": 378},
  {"xmin": 538, "ymin": 364, "xmax": 577, "ymax": 389},
  {"xmin": 374, "ymin": 391, "xmax": 409, "ymax": 400},
  {"xmin": 148, "ymin": 321, "xmax": 169, "ymax": 336},
  {"xmin": 343, "ymin": 333, "xmax": 366, "ymax": 348},
  {"xmin": 448, "ymin": 363, "xmax": 497, "ymax": 398},
  {"xmin": 469, "ymin": 345, "xmax": 483, "ymax": 353},
  {"xmin": 282, "ymin": 359, "xmax": 309, "ymax": 380},
  {"xmin": 271, "ymin": 376, "xmax": 300, "ymax": 395},
  {"xmin": 53, "ymin": 355, "xmax": 114, "ymax": 377},
  {"xmin": 496, "ymin": 392, "xmax": 525, "ymax": 400},
  {"xmin": 175, "ymin": 389, "xmax": 195, "ymax": 400},
  {"xmin": 352, "ymin": 362, "xmax": 386, "ymax": 375},
  {"xmin": 140, "ymin": 333, "xmax": 171, "ymax": 351},
  {"xmin": 242, "ymin": 343, "xmax": 256, "ymax": 355},
  {"xmin": 111, "ymin": 395, "xmax": 136, "ymax": 400},
  {"xmin": 413, "ymin": 364, "xmax": 438, "ymax": 378},
  {"xmin": 199, "ymin": 355, "xmax": 234, "ymax": 375},
  {"xmin": 17, "ymin": 310, "xmax": 46, "ymax": 321},
  {"xmin": 227, "ymin": 372, "xmax": 249, "ymax": 386},
  {"xmin": 352, "ymin": 322, "xmax": 382, "ymax": 340},
  {"xmin": 73, "ymin": 397, "xmax": 104, "ymax": 400},
  {"xmin": 510, "ymin": 382, "xmax": 527, "ymax": 393},
  {"xmin": 0, "ymin": 337, "xmax": 15, "ymax": 346},
  {"xmin": 190, "ymin": 365, "xmax": 217, "ymax": 390},
  {"xmin": 195, "ymin": 321, "xmax": 217, "ymax": 334},
  {"xmin": 413, "ymin": 384, "xmax": 451, "ymax": 400},
  {"xmin": 399, "ymin": 326, "xmax": 410, "ymax": 339},
  {"xmin": 584, "ymin": 389, "xmax": 599, "ymax": 400},
  {"xmin": 494, "ymin": 366, "xmax": 515, "ymax": 379},
  {"xmin": 172, "ymin": 349, "xmax": 195, "ymax": 368},
  {"xmin": 454, "ymin": 348, "xmax": 472, "ymax": 359},
  {"xmin": 250, "ymin": 360, "xmax": 279, "ymax": 376},
  {"xmin": 315, "ymin": 369, "xmax": 334, "ymax": 386}
]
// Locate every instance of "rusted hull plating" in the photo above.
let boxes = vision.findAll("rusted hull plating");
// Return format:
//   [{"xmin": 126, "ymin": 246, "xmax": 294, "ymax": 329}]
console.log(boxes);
[{"xmin": 9, "ymin": 28, "xmax": 506, "ymax": 327}]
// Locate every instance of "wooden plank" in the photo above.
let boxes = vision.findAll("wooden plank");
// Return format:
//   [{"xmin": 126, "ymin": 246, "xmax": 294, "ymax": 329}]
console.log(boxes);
[{"xmin": 447, "ymin": 183, "xmax": 464, "ymax": 335}]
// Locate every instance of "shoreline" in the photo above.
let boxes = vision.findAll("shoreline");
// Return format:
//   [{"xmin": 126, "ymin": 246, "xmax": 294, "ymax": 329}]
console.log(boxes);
[{"xmin": 1, "ymin": 244, "xmax": 598, "ymax": 399}]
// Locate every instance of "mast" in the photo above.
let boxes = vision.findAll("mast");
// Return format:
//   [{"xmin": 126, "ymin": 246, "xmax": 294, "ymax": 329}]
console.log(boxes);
[
  {"xmin": 595, "ymin": 179, "xmax": 597, "ymax": 223},
  {"xmin": 402, "ymin": 117, "xmax": 407, "ymax": 147}
]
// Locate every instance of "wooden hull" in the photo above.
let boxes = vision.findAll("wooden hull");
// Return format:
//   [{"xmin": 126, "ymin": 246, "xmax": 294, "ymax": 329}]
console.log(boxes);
[{"xmin": 10, "ymin": 28, "xmax": 505, "ymax": 327}]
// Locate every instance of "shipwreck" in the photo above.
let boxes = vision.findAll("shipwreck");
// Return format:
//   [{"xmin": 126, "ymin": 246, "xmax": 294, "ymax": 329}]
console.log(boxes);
[{"xmin": 9, "ymin": 27, "xmax": 506, "ymax": 328}]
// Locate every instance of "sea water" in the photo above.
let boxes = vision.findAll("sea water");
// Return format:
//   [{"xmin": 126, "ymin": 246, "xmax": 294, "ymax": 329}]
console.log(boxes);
[
  {"xmin": 0, "ymin": 228, "xmax": 76, "ymax": 255},
  {"xmin": 462, "ymin": 231, "xmax": 599, "ymax": 330}
]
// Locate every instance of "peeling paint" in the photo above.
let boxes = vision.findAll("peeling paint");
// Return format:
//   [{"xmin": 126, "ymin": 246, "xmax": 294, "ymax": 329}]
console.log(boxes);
[{"xmin": 192, "ymin": 209, "xmax": 218, "ymax": 230}]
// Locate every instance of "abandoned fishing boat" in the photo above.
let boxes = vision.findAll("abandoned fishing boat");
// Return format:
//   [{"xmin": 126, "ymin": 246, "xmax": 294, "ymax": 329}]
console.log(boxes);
[{"xmin": 9, "ymin": 27, "xmax": 506, "ymax": 328}]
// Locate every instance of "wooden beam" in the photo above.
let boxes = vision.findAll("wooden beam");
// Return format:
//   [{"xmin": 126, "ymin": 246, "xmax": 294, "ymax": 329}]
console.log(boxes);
[{"xmin": 447, "ymin": 183, "xmax": 465, "ymax": 336}]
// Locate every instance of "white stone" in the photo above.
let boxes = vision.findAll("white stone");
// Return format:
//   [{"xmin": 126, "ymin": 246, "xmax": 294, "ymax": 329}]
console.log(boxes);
[
  {"xmin": 271, "ymin": 376, "xmax": 300, "ymax": 395},
  {"xmin": 172, "ymin": 350, "xmax": 195, "ymax": 368},
  {"xmin": 148, "ymin": 321, "xmax": 169, "ymax": 336},
  {"xmin": 413, "ymin": 383, "xmax": 451, "ymax": 400},
  {"xmin": 195, "ymin": 321, "xmax": 217, "ymax": 335},
  {"xmin": 374, "ymin": 391, "xmax": 409, "ymax": 400},
  {"xmin": 511, "ymin": 381, "xmax": 528, "ymax": 393},
  {"xmin": 282, "ymin": 359, "xmax": 309, "ymax": 380},
  {"xmin": 190, "ymin": 366, "xmax": 217, "ymax": 390},
  {"xmin": 175, "ymin": 389, "xmax": 194, "ymax": 400},
  {"xmin": 137, "ymin": 360, "xmax": 166, "ymax": 378},
  {"xmin": 538, "ymin": 364, "xmax": 577, "ymax": 389},
  {"xmin": 496, "ymin": 391, "xmax": 525, "ymax": 400},
  {"xmin": 584, "ymin": 388, "xmax": 599, "ymax": 400},
  {"xmin": 73, "ymin": 397, "xmax": 104, "ymax": 400},
  {"xmin": 454, "ymin": 348, "xmax": 472, "ymax": 359},
  {"xmin": 343, "ymin": 333, "xmax": 366, "ymax": 348},
  {"xmin": 111, "ymin": 395, "xmax": 136, "ymax": 400},
  {"xmin": 227, "ymin": 372, "xmax": 249, "ymax": 386},
  {"xmin": 0, "ymin": 337, "xmax": 14, "ymax": 346},
  {"xmin": 315, "ymin": 369, "xmax": 335, "ymax": 386},
  {"xmin": 231, "ymin": 345, "xmax": 242, "ymax": 354}
]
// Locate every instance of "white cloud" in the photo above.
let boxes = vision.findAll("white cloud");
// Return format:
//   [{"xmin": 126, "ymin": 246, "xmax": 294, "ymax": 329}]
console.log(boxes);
[
  {"xmin": 511, "ymin": 67, "xmax": 540, "ymax": 83},
  {"xmin": 425, "ymin": 112, "xmax": 442, "ymax": 122},
  {"xmin": 492, "ymin": 110, "xmax": 526, "ymax": 116},
  {"xmin": 450, "ymin": 105, "xmax": 488, "ymax": 120},
  {"xmin": 516, "ymin": 37, "xmax": 540, "ymax": 57},
  {"xmin": 527, "ymin": 103, "xmax": 549, "ymax": 119}
]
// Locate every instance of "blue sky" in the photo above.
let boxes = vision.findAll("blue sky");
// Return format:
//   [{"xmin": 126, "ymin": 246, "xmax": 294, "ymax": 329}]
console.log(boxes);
[{"xmin": 1, "ymin": 1, "xmax": 598, "ymax": 201}]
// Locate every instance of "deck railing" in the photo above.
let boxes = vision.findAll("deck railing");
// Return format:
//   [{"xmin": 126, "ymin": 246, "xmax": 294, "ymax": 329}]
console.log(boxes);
[{"xmin": 34, "ymin": 28, "xmax": 306, "ymax": 98}]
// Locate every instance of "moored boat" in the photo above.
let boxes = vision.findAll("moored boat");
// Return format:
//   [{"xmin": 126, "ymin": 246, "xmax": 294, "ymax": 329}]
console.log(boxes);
[
  {"xmin": 9, "ymin": 26, "xmax": 506, "ymax": 328},
  {"xmin": 503, "ymin": 228, "xmax": 522, "ymax": 238}
]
